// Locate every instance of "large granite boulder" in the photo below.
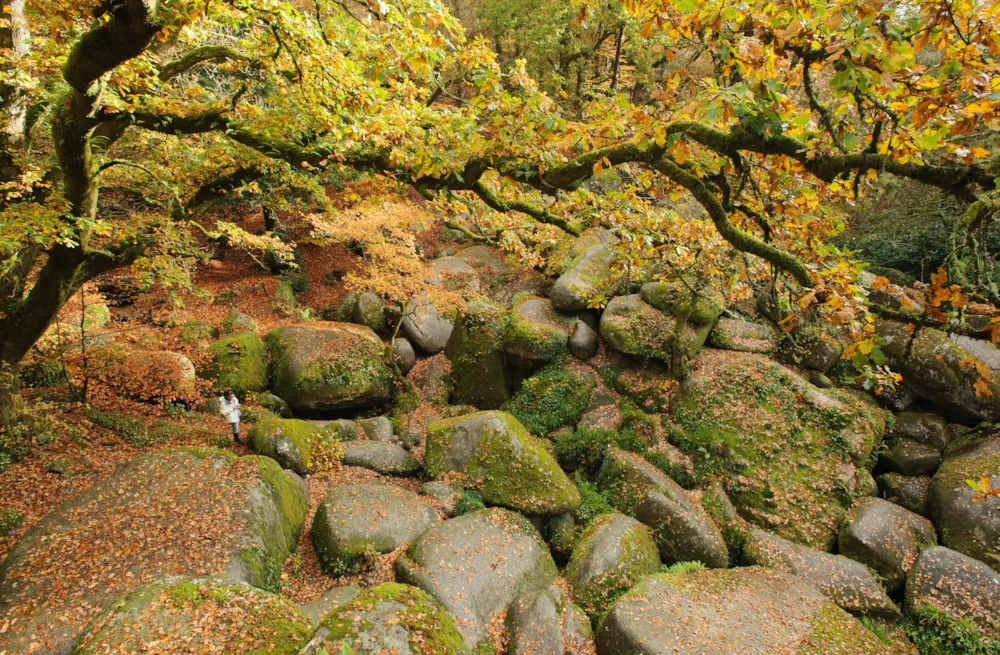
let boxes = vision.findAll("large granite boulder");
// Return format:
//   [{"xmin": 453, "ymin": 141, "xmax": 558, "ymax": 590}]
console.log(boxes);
[
  {"xmin": 312, "ymin": 485, "xmax": 439, "ymax": 574},
  {"xmin": 426, "ymin": 411, "xmax": 581, "ymax": 514},
  {"xmin": 0, "ymin": 448, "xmax": 307, "ymax": 654},
  {"xmin": 904, "ymin": 546, "xmax": 1000, "ymax": 637},
  {"xmin": 670, "ymin": 349, "xmax": 887, "ymax": 550},
  {"xmin": 249, "ymin": 417, "xmax": 319, "ymax": 474},
  {"xmin": 395, "ymin": 508, "xmax": 557, "ymax": 651},
  {"xmin": 596, "ymin": 568, "xmax": 893, "ymax": 655},
  {"xmin": 334, "ymin": 290, "xmax": 387, "ymax": 332},
  {"xmin": 639, "ymin": 279, "xmax": 724, "ymax": 326},
  {"xmin": 600, "ymin": 294, "xmax": 712, "ymax": 376},
  {"xmin": 266, "ymin": 323, "xmax": 393, "ymax": 412},
  {"xmin": 565, "ymin": 513, "xmax": 661, "ymax": 619},
  {"xmin": 742, "ymin": 528, "xmax": 899, "ymax": 617},
  {"xmin": 507, "ymin": 585, "xmax": 595, "ymax": 655},
  {"xmin": 930, "ymin": 432, "xmax": 1000, "ymax": 572},
  {"xmin": 550, "ymin": 243, "xmax": 617, "ymax": 311},
  {"xmin": 707, "ymin": 317, "xmax": 780, "ymax": 354},
  {"xmin": 597, "ymin": 447, "xmax": 728, "ymax": 568},
  {"xmin": 838, "ymin": 497, "xmax": 937, "ymax": 593},
  {"xmin": 878, "ymin": 319, "xmax": 1000, "ymax": 421},
  {"xmin": 503, "ymin": 295, "xmax": 573, "ymax": 369},
  {"xmin": 401, "ymin": 293, "xmax": 455, "ymax": 354},
  {"xmin": 70, "ymin": 578, "xmax": 314, "ymax": 655},
  {"xmin": 444, "ymin": 299, "xmax": 510, "ymax": 409},
  {"xmin": 89, "ymin": 348, "xmax": 197, "ymax": 403},
  {"xmin": 300, "ymin": 582, "xmax": 470, "ymax": 655},
  {"xmin": 341, "ymin": 441, "xmax": 421, "ymax": 475},
  {"xmin": 204, "ymin": 332, "xmax": 268, "ymax": 396}
]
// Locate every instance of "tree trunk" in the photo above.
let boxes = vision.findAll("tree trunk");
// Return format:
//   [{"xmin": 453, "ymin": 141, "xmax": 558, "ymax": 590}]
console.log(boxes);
[{"xmin": 0, "ymin": 358, "xmax": 22, "ymax": 427}]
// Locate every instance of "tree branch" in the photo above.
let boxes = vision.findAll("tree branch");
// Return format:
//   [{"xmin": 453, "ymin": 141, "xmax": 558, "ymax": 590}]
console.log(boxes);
[{"xmin": 158, "ymin": 45, "xmax": 251, "ymax": 81}]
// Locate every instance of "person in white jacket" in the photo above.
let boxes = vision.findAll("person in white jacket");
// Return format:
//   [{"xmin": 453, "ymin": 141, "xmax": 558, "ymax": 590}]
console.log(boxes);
[{"xmin": 219, "ymin": 389, "xmax": 242, "ymax": 443}]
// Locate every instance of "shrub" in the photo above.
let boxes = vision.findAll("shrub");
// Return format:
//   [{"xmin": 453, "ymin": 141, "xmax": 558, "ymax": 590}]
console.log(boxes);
[
  {"xmin": 312, "ymin": 427, "xmax": 345, "ymax": 474},
  {"xmin": 555, "ymin": 426, "xmax": 644, "ymax": 475},
  {"xmin": 1, "ymin": 401, "xmax": 67, "ymax": 469},
  {"xmin": 453, "ymin": 489, "xmax": 486, "ymax": 516},
  {"xmin": 661, "ymin": 561, "xmax": 706, "ymax": 575},
  {"xmin": 0, "ymin": 509, "xmax": 22, "ymax": 537},
  {"xmin": 572, "ymin": 472, "xmax": 614, "ymax": 526}
]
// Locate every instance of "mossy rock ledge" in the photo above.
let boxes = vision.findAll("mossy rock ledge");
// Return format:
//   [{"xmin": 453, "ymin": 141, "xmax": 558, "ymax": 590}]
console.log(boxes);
[
  {"xmin": 266, "ymin": 323, "xmax": 393, "ymax": 413},
  {"xmin": 0, "ymin": 448, "xmax": 307, "ymax": 654},
  {"xmin": 71, "ymin": 577, "xmax": 314, "ymax": 655},
  {"xmin": 425, "ymin": 410, "xmax": 581, "ymax": 515}
]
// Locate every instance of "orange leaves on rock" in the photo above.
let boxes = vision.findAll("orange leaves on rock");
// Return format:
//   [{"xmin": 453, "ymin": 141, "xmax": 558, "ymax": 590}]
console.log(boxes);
[
  {"xmin": 966, "ymin": 476, "xmax": 1000, "ymax": 503},
  {"xmin": 959, "ymin": 356, "xmax": 995, "ymax": 398}
]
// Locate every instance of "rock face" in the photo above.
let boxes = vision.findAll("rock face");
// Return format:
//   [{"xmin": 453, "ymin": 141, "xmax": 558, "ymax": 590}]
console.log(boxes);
[
  {"xmin": 930, "ymin": 432, "xmax": 1000, "ymax": 572},
  {"xmin": 670, "ymin": 349, "xmax": 887, "ymax": 550},
  {"xmin": 838, "ymin": 497, "xmax": 937, "ymax": 593},
  {"xmin": 708, "ymin": 318, "xmax": 780, "ymax": 354},
  {"xmin": 249, "ymin": 418, "xmax": 318, "ymax": 474},
  {"xmin": 599, "ymin": 294, "xmax": 711, "ymax": 376},
  {"xmin": 204, "ymin": 333, "xmax": 269, "ymax": 396},
  {"xmin": 71, "ymin": 578, "xmax": 314, "ymax": 655},
  {"xmin": 904, "ymin": 546, "xmax": 1000, "ymax": 636},
  {"xmin": 597, "ymin": 447, "xmax": 728, "ymax": 568},
  {"xmin": 596, "ymin": 569, "xmax": 893, "ymax": 655},
  {"xmin": 742, "ymin": 528, "xmax": 899, "ymax": 617},
  {"xmin": 341, "ymin": 441, "xmax": 421, "ymax": 475},
  {"xmin": 550, "ymin": 243, "xmax": 617, "ymax": 311},
  {"xmin": 445, "ymin": 300, "xmax": 510, "ymax": 408},
  {"xmin": 301, "ymin": 582, "xmax": 470, "ymax": 655},
  {"xmin": 312, "ymin": 485, "xmax": 438, "ymax": 574},
  {"xmin": 0, "ymin": 448, "xmax": 307, "ymax": 654},
  {"xmin": 426, "ymin": 411, "xmax": 581, "ymax": 514},
  {"xmin": 401, "ymin": 293, "xmax": 455, "ymax": 354},
  {"xmin": 266, "ymin": 323, "xmax": 393, "ymax": 412},
  {"xmin": 504, "ymin": 295, "xmax": 572, "ymax": 369},
  {"xmin": 395, "ymin": 508, "xmax": 557, "ymax": 651},
  {"xmin": 507, "ymin": 585, "xmax": 595, "ymax": 655},
  {"xmin": 878, "ymin": 319, "xmax": 1000, "ymax": 421},
  {"xmin": 565, "ymin": 513, "xmax": 660, "ymax": 619}
]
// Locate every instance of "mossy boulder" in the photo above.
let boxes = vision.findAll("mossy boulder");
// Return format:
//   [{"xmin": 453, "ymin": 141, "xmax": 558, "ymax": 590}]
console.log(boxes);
[
  {"xmin": 507, "ymin": 584, "xmax": 595, "ymax": 655},
  {"xmin": 266, "ymin": 323, "xmax": 393, "ymax": 413},
  {"xmin": 878, "ymin": 319, "xmax": 1000, "ymax": 421},
  {"xmin": 930, "ymin": 432, "xmax": 1000, "ymax": 571},
  {"xmin": 550, "ymin": 243, "xmax": 618, "ymax": 311},
  {"xmin": 71, "ymin": 577, "xmax": 314, "ymax": 655},
  {"xmin": 426, "ymin": 411, "xmax": 581, "ymax": 515},
  {"xmin": 670, "ymin": 349, "xmax": 887, "ymax": 550},
  {"xmin": 219, "ymin": 310, "xmax": 258, "ymax": 336},
  {"xmin": 301, "ymin": 582, "xmax": 470, "ymax": 655},
  {"xmin": 395, "ymin": 508, "xmax": 557, "ymax": 651},
  {"xmin": 889, "ymin": 411, "xmax": 950, "ymax": 452},
  {"xmin": 401, "ymin": 293, "xmax": 455, "ymax": 354},
  {"xmin": 444, "ymin": 299, "xmax": 510, "ymax": 409},
  {"xmin": 205, "ymin": 332, "xmax": 268, "ymax": 397},
  {"xmin": 248, "ymin": 418, "xmax": 318, "ymax": 474},
  {"xmin": 838, "ymin": 497, "xmax": 937, "ymax": 593},
  {"xmin": 639, "ymin": 279, "xmax": 725, "ymax": 326},
  {"xmin": 565, "ymin": 512, "xmax": 661, "ymax": 620},
  {"xmin": 311, "ymin": 485, "xmax": 439, "ymax": 574},
  {"xmin": 597, "ymin": 447, "xmax": 728, "ymax": 568},
  {"xmin": 879, "ymin": 438, "xmax": 941, "ymax": 475},
  {"xmin": 707, "ymin": 317, "xmax": 780, "ymax": 354},
  {"xmin": 341, "ymin": 441, "xmax": 421, "ymax": 475},
  {"xmin": 501, "ymin": 362, "xmax": 596, "ymax": 437},
  {"xmin": 904, "ymin": 546, "xmax": 1000, "ymax": 638},
  {"xmin": 877, "ymin": 472, "xmax": 932, "ymax": 516},
  {"xmin": 178, "ymin": 319, "xmax": 215, "ymax": 344},
  {"xmin": 503, "ymin": 296, "xmax": 573, "ymax": 369},
  {"xmin": 596, "ymin": 568, "xmax": 894, "ymax": 655},
  {"xmin": 256, "ymin": 391, "xmax": 293, "ymax": 418},
  {"xmin": 742, "ymin": 528, "xmax": 899, "ymax": 618},
  {"xmin": 0, "ymin": 448, "xmax": 307, "ymax": 654}
]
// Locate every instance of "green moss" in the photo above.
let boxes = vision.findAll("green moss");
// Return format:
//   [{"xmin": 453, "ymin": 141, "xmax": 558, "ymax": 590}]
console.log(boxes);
[
  {"xmin": 572, "ymin": 472, "xmax": 615, "ymax": 526},
  {"xmin": 219, "ymin": 311, "xmax": 258, "ymax": 336},
  {"xmin": 797, "ymin": 602, "xmax": 891, "ymax": 654},
  {"xmin": 502, "ymin": 362, "xmax": 595, "ymax": 436},
  {"xmin": 903, "ymin": 604, "xmax": 1000, "ymax": 655},
  {"xmin": 206, "ymin": 333, "xmax": 268, "ymax": 396},
  {"xmin": 0, "ymin": 508, "xmax": 23, "ymax": 537},
  {"xmin": 248, "ymin": 418, "xmax": 316, "ymax": 473},
  {"xmin": 640, "ymin": 280, "xmax": 724, "ymax": 326},
  {"xmin": 179, "ymin": 319, "xmax": 215, "ymax": 344},
  {"xmin": 446, "ymin": 301, "xmax": 510, "ymax": 409},
  {"xmin": 317, "ymin": 582, "xmax": 471, "ymax": 655}
]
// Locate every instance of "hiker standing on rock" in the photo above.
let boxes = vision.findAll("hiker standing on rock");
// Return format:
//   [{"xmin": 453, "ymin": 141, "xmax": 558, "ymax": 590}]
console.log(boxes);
[{"xmin": 220, "ymin": 389, "xmax": 242, "ymax": 444}]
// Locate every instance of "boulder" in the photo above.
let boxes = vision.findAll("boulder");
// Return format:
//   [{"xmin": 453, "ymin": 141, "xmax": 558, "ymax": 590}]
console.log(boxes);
[
  {"xmin": 502, "ymin": 363, "xmax": 596, "ymax": 437},
  {"xmin": 503, "ymin": 296, "xmax": 572, "ymax": 369},
  {"xmin": 568, "ymin": 320, "xmax": 599, "ymax": 360},
  {"xmin": 395, "ymin": 508, "xmax": 557, "ymax": 651},
  {"xmin": 266, "ymin": 323, "xmax": 393, "ymax": 412},
  {"xmin": 798, "ymin": 326, "xmax": 844, "ymax": 373},
  {"xmin": 392, "ymin": 337, "xmax": 416, "ymax": 374},
  {"xmin": 507, "ymin": 585, "xmax": 595, "ymax": 655},
  {"xmin": 178, "ymin": 318, "xmax": 214, "ymax": 344},
  {"xmin": 300, "ymin": 582, "xmax": 470, "ymax": 655},
  {"xmin": 878, "ymin": 319, "xmax": 1000, "ymax": 421},
  {"xmin": 639, "ymin": 280, "xmax": 724, "ymax": 326},
  {"xmin": 890, "ymin": 411, "xmax": 950, "ymax": 452},
  {"xmin": 204, "ymin": 333, "xmax": 268, "ymax": 397},
  {"xmin": 341, "ymin": 441, "xmax": 421, "ymax": 476},
  {"xmin": 600, "ymin": 294, "xmax": 711, "ymax": 376},
  {"xmin": 877, "ymin": 472, "xmax": 932, "ymax": 517},
  {"xmin": 670, "ymin": 349, "xmax": 887, "ymax": 550},
  {"xmin": 426, "ymin": 411, "xmax": 580, "ymax": 514},
  {"xmin": 597, "ymin": 447, "xmax": 728, "ymax": 568},
  {"xmin": 550, "ymin": 244, "xmax": 617, "ymax": 311},
  {"xmin": 565, "ymin": 513, "xmax": 661, "ymax": 619},
  {"xmin": 879, "ymin": 438, "xmax": 941, "ymax": 475},
  {"xmin": 249, "ymin": 418, "xmax": 318, "ymax": 474},
  {"xmin": 707, "ymin": 318, "xmax": 780, "ymax": 354},
  {"xmin": 257, "ymin": 391, "xmax": 293, "ymax": 418},
  {"xmin": 401, "ymin": 293, "xmax": 454, "ymax": 354},
  {"xmin": 95, "ymin": 349, "xmax": 197, "ymax": 403},
  {"xmin": 930, "ymin": 432, "xmax": 1000, "ymax": 572},
  {"xmin": 359, "ymin": 415, "xmax": 393, "ymax": 442},
  {"xmin": 904, "ymin": 546, "xmax": 1000, "ymax": 637},
  {"xmin": 219, "ymin": 310, "xmax": 258, "ymax": 336},
  {"xmin": 838, "ymin": 497, "xmax": 937, "ymax": 593},
  {"xmin": 0, "ymin": 448, "xmax": 307, "ymax": 654},
  {"xmin": 311, "ymin": 485, "xmax": 439, "ymax": 574},
  {"xmin": 875, "ymin": 383, "xmax": 917, "ymax": 412},
  {"xmin": 408, "ymin": 353, "xmax": 452, "ymax": 405},
  {"xmin": 596, "ymin": 568, "xmax": 893, "ymax": 655},
  {"xmin": 445, "ymin": 300, "xmax": 510, "ymax": 408},
  {"xmin": 70, "ymin": 577, "xmax": 314, "ymax": 655},
  {"xmin": 455, "ymin": 245, "xmax": 511, "ymax": 277},
  {"xmin": 742, "ymin": 528, "xmax": 899, "ymax": 617},
  {"xmin": 353, "ymin": 291, "xmax": 386, "ymax": 331},
  {"xmin": 429, "ymin": 256, "xmax": 481, "ymax": 292},
  {"xmin": 419, "ymin": 481, "xmax": 461, "ymax": 516},
  {"xmin": 300, "ymin": 585, "xmax": 361, "ymax": 623}
]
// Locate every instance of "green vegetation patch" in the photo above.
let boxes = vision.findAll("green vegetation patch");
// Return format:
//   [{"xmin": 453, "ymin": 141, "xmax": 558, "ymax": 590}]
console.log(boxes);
[{"xmin": 503, "ymin": 362, "xmax": 596, "ymax": 436}]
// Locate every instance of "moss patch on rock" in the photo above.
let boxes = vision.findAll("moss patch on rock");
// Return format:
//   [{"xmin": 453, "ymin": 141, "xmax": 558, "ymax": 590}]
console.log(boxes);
[
  {"xmin": 205, "ymin": 332, "xmax": 268, "ymax": 396},
  {"xmin": 502, "ymin": 361, "xmax": 596, "ymax": 437}
]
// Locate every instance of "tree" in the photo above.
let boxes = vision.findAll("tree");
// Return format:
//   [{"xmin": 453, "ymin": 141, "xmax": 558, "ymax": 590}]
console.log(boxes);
[{"xmin": 0, "ymin": 0, "xmax": 997, "ymax": 422}]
